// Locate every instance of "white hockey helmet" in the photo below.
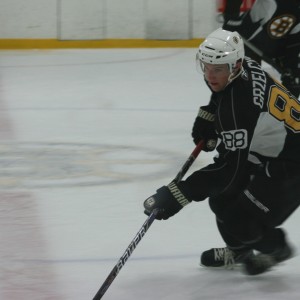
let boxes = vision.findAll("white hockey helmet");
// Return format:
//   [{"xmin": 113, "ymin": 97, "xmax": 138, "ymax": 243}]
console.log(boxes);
[{"xmin": 196, "ymin": 28, "xmax": 244, "ymax": 73}]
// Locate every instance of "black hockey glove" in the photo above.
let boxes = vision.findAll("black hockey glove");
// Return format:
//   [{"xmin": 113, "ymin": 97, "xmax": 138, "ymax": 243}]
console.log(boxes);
[
  {"xmin": 143, "ymin": 181, "xmax": 190, "ymax": 220},
  {"xmin": 222, "ymin": 0, "xmax": 243, "ymax": 30},
  {"xmin": 223, "ymin": 16, "xmax": 243, "ymax": 31},
  {"xmin": 192, "ymin": 105, "xmax": 217, "ymax": 152}
]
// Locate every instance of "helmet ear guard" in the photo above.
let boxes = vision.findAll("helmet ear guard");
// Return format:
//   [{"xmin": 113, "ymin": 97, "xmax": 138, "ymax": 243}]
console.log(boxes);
[{"xmin": 196, "ymin": 28, "xmax": 245, "ymax": 73}]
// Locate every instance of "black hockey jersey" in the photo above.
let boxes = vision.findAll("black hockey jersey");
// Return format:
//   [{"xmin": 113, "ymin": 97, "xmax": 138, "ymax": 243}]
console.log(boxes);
[
  {"xmin": 182, "ymin": 57, "xmax": 300, "ymax": 202},
  {"xmin": 213, "ymin": 57, "xmax": 300, "ymax": 165},
  {"xmin": 224, "ymin": 0, "xmax": 300, "ymax": 58}
]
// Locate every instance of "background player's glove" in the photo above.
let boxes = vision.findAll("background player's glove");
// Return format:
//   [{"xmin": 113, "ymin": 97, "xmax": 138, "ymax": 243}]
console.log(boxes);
[
  {"xmin": 143, "ymin": 181, "xmax": 190, "ymax": 220},
  {"xmin": 222, "ymin": 0, "xmax": 243, "ymax": 30},
  {"xmin": 192, "ymin": 105, "xmax": 217, "ymax": 151}
]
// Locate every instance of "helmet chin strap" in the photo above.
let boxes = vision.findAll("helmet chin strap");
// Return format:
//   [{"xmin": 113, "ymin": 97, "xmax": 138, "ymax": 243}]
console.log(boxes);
[{"xmin": 226, "ymin": 65, "xmax": 243, "ymax": 87}]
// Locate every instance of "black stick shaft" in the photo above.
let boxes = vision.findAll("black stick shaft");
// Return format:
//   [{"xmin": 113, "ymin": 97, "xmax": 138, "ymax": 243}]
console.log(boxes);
[
  {"xmin": 174, "ymin": 140, "xmax": 204, "ymax": 183},
  {"xmin": 93, "ymin": 208, "xmax": 159, "ymax": 300},
  {"xmin": 92, "ymin": 141, "xmax": 204, "ymax": 299}
]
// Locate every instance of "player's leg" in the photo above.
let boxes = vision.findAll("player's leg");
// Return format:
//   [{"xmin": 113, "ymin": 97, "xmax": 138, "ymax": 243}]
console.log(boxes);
[
  {"xmin": 200, "ymin": 216, "xmax": 254, "ymax": 268},
  {"xmin": 200, "ymin": 164, "xmax": 254, "ymax": 268},
  {"xmin": 224, "ymin": 163, "xmax": 300, "ymax": 274}
]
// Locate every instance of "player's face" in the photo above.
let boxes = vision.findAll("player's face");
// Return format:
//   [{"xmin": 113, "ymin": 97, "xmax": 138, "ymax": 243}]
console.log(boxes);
[{"xmin": 202, "ymin": 63, "xmax": 231, "ymax": 92}]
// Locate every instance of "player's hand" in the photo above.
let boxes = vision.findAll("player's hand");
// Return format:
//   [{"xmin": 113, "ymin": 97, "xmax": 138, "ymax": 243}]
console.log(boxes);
[
  {"xmin": 192, "ymin": 105, "xmax": 217, "ymax": 151},
  {"xmin": 143, "ymin": 181, "xmax": 190, "ymax": 220}
]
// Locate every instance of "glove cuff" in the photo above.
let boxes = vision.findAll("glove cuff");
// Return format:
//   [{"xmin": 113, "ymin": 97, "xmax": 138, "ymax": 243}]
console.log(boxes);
[
  {"xmin": 167, "ymin": 181, "xmax": 190, "ymax": 207},
  {"xmin": 197, "ymin": 107, "xmax": 215, "ymax": 121}
]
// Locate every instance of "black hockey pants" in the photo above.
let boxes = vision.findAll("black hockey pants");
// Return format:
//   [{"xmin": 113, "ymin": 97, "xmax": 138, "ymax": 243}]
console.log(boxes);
[{"xmin": 209, "ymin": 160, "xmax": 300, "ymax": 252}]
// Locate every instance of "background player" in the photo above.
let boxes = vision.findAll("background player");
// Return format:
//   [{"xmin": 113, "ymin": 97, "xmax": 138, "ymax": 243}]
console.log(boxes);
[{"xmin": 222, "ymin": 0, "xmax": 300, "ymax": 97}]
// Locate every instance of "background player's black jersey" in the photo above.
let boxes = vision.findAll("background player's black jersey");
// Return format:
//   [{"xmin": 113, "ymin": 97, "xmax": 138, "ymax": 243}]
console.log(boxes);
[{"xmin": 224, "ymin": 0, "xmax": 300, "ymax": 58}]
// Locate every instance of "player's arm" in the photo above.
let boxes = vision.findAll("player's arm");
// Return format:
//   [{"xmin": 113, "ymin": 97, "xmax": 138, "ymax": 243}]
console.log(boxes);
[{"xmin": 186, "ymin": 85, "xmax": 261, "ymax": 201}]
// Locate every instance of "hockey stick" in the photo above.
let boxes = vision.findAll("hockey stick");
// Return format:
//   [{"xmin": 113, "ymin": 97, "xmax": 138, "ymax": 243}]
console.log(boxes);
[
  {"xmin": 92, "ymin": 140, "xmax": 204, "ymax": 300},
  {"xmin": 243, "ymin": 39, "xmax": 284, "ymax": 74}
]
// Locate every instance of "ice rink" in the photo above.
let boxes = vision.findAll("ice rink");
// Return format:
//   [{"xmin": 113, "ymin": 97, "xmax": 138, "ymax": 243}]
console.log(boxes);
[{"xmin": 1, "ymin": 48, "xmax": 300, "ymax": 300}]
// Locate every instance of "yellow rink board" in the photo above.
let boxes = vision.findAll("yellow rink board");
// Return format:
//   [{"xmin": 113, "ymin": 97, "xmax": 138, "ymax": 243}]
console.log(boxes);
[{"xmin": 0, "ymin": 39, "xmax": 204, "ymax": 49}]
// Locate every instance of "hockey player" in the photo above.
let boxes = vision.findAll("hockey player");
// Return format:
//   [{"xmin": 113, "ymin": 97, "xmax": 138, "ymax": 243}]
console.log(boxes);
[
  {"xmin": 222, "ymin": 0, "xmax": 300, "ymax": 98},
  {"xmin": 143, "ymin": 28, "xmax": 300, "ymax": 275}
]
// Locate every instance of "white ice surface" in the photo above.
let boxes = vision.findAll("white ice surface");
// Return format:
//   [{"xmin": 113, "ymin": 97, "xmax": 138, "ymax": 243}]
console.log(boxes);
[{"xmin": 0, "ymin": 49, "xmax": 299, "ymax": 300}]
